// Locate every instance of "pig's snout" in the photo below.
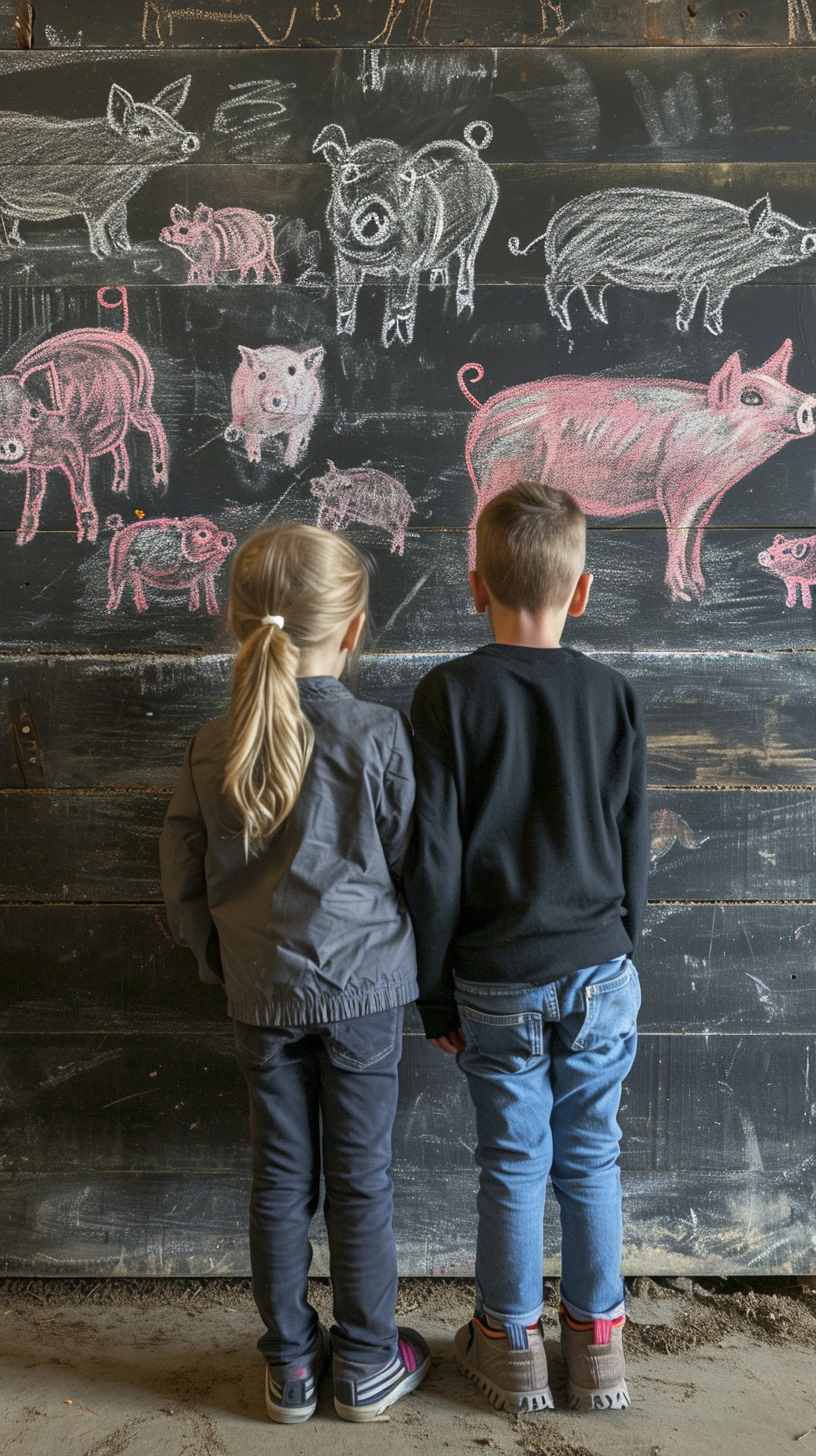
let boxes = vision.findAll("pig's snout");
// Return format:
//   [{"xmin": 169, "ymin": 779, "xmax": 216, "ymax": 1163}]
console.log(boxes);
[
  {"xmin": 802, "ymin": 233, "xmax": 816, "ymax": 257},
  {"xmin": 350, "ymin": 197, "xmax": 395, "ymax": 248},
  {"xmin": 758, "ymin": 550, "xmax": 772, "ymax": 567},
  {"xmin": 797, "ymin": 398, "xmax": 816, "ymax": 434},
  {"xmin": 224, "ymin": 423, "xmax": 243, "ymax": 443},
  {"xmin": 181, "ymin": 133, "xmax": 200, "ymax": 155},
  {"xmin": 221, "ymin": 533, "xmax": 236, "ymax": 552},
  {"xmin": 0, "ymin": 435, "xmax": 25, "ymax": 463}
]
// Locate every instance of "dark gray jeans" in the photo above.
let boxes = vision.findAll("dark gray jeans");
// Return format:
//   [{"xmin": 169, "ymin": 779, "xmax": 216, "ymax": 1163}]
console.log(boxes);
[{"xmin": 233, "ymin": 1007, "xmax": 404, "ymax": 1369}]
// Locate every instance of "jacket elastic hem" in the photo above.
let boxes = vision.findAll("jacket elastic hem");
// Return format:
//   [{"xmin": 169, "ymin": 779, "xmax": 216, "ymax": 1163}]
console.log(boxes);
[{"xmin": 227, "ymin": 974, "xmax": 419, "ymax": 1027}]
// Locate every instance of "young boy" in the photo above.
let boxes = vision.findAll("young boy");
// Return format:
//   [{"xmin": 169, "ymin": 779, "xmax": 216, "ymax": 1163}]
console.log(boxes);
[{"xmin": 404, "ymin": 481, "xmax": 649, "ymax": 1415}]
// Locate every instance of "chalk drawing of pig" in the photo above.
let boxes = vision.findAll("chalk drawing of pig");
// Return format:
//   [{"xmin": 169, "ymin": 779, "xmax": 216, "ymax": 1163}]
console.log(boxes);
[
  {"xmin": 310, "ymin": 461, "xmax": 414, "ymax": 554},
  {"xmin": 758, "ymin": 533, "xmax": 816, "ymax": 607},
  {"xmin": 459, "ymin": 341, "xmax": 816, "ymax": 602},
  {"xmin": 0, "ymin": 288, "xmax": 169, "ymax": 546},
  {"xmin": 0, "ymin": 77, "xmax": 199, "ymax": 258},
  {"xmin": 313, "ymin": 121, "xmax": 497, "ymax": 347},
  {"xmin": 224, "ymin": 344, "xmax": 324, "ymax": 466},
  {"xmin": 509, "ymin": 189, "xmax": 816, "ymax": 334},
  {"xmin": 106, "ymin": 514, "xmax": 236, "ymax": 613},
  {"xmin": 160, "ymin": 204, "xmax": 281, "ymax": 284}
]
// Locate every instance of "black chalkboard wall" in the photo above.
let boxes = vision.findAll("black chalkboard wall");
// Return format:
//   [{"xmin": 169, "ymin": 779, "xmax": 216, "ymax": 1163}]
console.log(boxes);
[{"xmin": 2, "ymin": 3, "xmax": 816, "ymax": 1276}]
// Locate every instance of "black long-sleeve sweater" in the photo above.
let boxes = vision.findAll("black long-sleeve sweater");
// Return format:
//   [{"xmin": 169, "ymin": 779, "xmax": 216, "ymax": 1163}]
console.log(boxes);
[{"xmin": 404, "ymin": 644, "xmax": 650, "ymax": 1038}]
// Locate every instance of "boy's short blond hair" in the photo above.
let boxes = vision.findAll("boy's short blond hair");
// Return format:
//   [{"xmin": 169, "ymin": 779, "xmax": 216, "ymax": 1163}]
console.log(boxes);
[{"xmin": 475, "ymin": 482, "xmax": 586, "ymax": 613}]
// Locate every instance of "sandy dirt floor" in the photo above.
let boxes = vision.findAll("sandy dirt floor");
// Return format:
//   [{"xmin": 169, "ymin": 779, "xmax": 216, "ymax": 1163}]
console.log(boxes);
[{"xmin": 2, "ymin": 1277, "xmax": 816, "ymax": 1456}]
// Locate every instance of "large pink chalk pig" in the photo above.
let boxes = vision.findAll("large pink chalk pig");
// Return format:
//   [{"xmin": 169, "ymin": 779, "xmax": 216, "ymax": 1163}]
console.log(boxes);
[
  {"xmin": 459, "ymin": 342, "xmax": 816, "ymax": 601},
  {"xmin": 224, "ymin": 344, "xmax": 324, "ymax": 466},
  {"xmin": 0, "ymin": 309, "xmax": 168, "ymax": 546},
  {"xmin": 106, "ymin": 514, "xmax": 236, "ymax": 613}
]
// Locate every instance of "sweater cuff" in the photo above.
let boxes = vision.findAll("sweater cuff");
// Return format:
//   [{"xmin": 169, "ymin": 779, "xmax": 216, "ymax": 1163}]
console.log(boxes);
[{"xmin": 418, "ymin": 1001, "xmax": 460, "ymax": 1039}]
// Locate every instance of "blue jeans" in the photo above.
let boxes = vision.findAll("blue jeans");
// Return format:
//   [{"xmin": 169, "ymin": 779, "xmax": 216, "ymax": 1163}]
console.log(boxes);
[
  {"xmin": 455, "ymin": 957, "xmax": 640, "ymax": 1331},
  {"xmin": 233, "ymin": 1007, "xmax": 403, "ymax": 1369}
]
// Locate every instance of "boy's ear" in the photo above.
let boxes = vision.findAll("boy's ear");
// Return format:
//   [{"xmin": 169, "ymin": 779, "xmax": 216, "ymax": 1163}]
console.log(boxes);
[
  {"xmin": 567, "ymin": 571, "xmax": 592, "ymax": 618},
  {"xmin": 468, "ymin": 569, "xmax": 490, "ymax": 614}
]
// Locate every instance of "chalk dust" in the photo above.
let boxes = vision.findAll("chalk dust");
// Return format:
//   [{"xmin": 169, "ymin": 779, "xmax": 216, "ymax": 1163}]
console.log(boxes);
[{"xmin": 2, "ymin": 1277, "xmax": 815, "ymax": 1455}]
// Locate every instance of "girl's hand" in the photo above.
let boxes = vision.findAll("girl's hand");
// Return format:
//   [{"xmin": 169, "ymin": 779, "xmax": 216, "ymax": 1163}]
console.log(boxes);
[{"xmin": 428, "ymin": 1029, "xmax": 466, "ymax": 1055}]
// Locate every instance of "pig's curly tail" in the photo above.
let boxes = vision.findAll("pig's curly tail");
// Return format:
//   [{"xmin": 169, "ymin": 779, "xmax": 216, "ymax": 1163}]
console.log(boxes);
[
  {"xmin": 97, "ymin": 286, "xmax": 129, "ymax": 335},
  {"xmin": 458, "ymin": 362, "xmax": 484, "ymax": 409}
]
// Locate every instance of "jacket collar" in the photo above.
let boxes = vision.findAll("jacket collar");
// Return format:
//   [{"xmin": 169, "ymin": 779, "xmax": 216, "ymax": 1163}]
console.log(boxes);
[{"xmin": 297, "ymin": 676, "xmax": 353, "ymax": 701}]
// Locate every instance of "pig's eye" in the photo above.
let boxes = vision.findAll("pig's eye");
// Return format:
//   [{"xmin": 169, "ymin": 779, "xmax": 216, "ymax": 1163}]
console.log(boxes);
[
  {"xmin": 740, "ymin": 388, "xmax": 764, "ymax": 406},
  {"xmin": 288, "ymin": 366, "xmax": 296, "ymax": 376},
  {"xmin": 29, "ymin": 407, "xmax": 40, "ymax": 421},
  {"xmin": 257, "ymin": 371, "xmax": 267, "ymax": 381},
  {"xmin": 341, "ymin": 164, "xmax": 361, "ymax": 184},
  {"xmin": 764, "ymin": 222, "xmax": 787, "ymax": 240},
  {"xmin": 793, "ymin": 541, "xmax": 809, "ymax": 558},
  {"xmin": 134, "ymin": 124, "xmax": 152, "ymax": 139}
]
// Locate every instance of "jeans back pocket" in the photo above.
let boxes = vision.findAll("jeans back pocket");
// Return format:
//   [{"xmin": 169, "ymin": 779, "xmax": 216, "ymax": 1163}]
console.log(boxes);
[
  {"xmin": 569, "ymin": 963, "xmax": 641, "ymax": 1053},
  {"xmin": 458, "ymin": 1004, "xmax": 543, "ymax": 1072}
]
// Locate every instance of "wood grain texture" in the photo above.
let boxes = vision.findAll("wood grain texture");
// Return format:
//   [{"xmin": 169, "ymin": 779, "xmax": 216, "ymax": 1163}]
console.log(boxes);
[
  {"xmin": 5, "ymin": 49, "xmax": 816, "ymax": 163},
  {"xmin": 5, "ymin": 651, "xmax": 816, "ymax": 789},
  {"xmin": 1, "ymin": 902, "xmax": 813, "ymax": 1035},
  {"xmin": 7, "ymin": 2, "xmax": 806, "ymax": 51},
  {"xmin": 0, "ymin": 787, "xmax": 813, "ymax": 901}
]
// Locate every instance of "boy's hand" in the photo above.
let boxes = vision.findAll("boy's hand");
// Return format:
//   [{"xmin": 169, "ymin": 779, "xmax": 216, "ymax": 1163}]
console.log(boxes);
[{"xmin": 428, "ymin": 1029, "xmax": 466, "ymax": 1055}]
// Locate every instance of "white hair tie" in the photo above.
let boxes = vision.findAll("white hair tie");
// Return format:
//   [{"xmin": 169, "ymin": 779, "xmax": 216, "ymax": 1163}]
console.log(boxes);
[{"xmin": 261, "ymin": 614, "xmax": 285, "ymax": 629}]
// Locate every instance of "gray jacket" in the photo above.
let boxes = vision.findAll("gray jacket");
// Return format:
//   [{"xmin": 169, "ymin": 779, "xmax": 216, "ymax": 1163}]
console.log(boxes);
[{"xmin": 159, "ymin": 677, "xmax": 419, "ymax": 1025}]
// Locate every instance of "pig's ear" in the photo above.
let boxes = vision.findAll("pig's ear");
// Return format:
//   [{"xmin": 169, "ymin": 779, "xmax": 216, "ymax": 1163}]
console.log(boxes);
[
  {"xmin": 170, "ymin": 204, "xmax": 191, "ymax": 223},
  {"xmin": 194, "ymin": 204, "xmax": 213, "ymax": 225},
  {"xmin": 20, "ymin": 361, "xmax": 63, "ymax": 414},
  {"xmin": 398, "ymin": 165, "xmax": 418, "ymax": 204},
  {"xmin": 760, "ymin": 339, "xmax": 793, "ymax": 383},
  {"xmin": 774, "ymin": 534, "xmax": 788, "ymax": 544},
  {"xmin": 313, "ymin": 125, "xmax": 349, "ymax": 167},
  {"xmin": 708, "ymin": 352, "xmax": 743, "ymax": 411},
  {"xmin": 238, "ymin": 345, "xmax": 255, "ymax": 368},
  {"xmin": 153, "ymin": 75, "xmax": 192, "ymax": 117},
  {"xmin": 108, "ymin": 84, "xmax": 136, "ymax": 135},
  {"xmin": 303, "ymin": 346, "xmax": 325, "ymax": 371},
  {"xmin": 748, "ymin": 195, "xmax": 773, "ymax": 232}
]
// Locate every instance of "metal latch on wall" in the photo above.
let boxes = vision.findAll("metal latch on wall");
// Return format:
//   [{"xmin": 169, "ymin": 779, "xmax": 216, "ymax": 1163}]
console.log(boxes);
[{"xmin": 8, "ymin": 698, "xmax": 48, "ymax": 788}]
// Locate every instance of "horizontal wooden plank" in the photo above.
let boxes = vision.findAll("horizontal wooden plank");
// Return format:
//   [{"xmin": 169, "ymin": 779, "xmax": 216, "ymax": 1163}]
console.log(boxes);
[
  {"xmin": 4, "ymin": 525, "xmax": 816, "ymax": 654},
  {"xmin": 0, "ymin": 787, "xmax": 813, "ymax": 902},
  {"xmin": 4, "ymin": 49, "xmax": 816, "ymax": 164},
  {"xmin": 1, "ymin": 902, "xmax": 813, "ymax": 1035},
  {"xmin": 0, "ymin": 1165, "xmax": 812, "ymax": 1276},
  {"xmin": 5, "ymin": 650, "xmax": 816, "ymax": 789},
  {"xmin": 0, "ymin": 1030, "xmax": 812, "ymax": 1175},
  {"xmin": 6, "ymin": 3, "xmax": 800, "ymax": 51},
  {"xmin": 0, "ymin": 1034, "xmax": 815, "ymax": 1275}
]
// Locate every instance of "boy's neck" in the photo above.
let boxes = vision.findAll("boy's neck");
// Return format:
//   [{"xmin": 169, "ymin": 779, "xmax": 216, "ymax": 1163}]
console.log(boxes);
[{"xmin": 486, "ymin": 597, "xmax": 569, "ymax": 650}]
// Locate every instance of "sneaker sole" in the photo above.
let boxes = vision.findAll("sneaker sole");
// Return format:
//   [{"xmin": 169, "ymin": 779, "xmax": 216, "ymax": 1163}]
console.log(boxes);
[
  {"xmin": 567, "ymin": 1380, "xmax": 630, "ymax": 1412},
  {"xmin": 454, "ymin": 1347, "xmax": 554, "ymax": 1415},
  {"xmin": 334, "ymin": 1354, "xmax": 431, "ymax": 1423},
  {"xmin": 265, "ymin": 1327, "xmax": 329, "ymax": 1423}
]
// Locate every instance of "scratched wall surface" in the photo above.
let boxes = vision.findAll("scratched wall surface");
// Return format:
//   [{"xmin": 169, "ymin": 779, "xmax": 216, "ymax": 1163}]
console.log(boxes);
[{"xmin": 1, "ymin": 7, "xmax": 816, "ymax": 1277}]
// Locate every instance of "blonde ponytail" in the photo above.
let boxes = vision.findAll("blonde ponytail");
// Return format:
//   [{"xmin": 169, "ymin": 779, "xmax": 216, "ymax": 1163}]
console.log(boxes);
[{"xmin": 224, "ymin": 524, "xmax": 369, "ymax": 854}]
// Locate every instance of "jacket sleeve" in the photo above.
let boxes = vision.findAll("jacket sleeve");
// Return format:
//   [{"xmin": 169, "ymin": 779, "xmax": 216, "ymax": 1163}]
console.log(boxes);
[
  {"xmin": 375, "ymin": 711, "xmax": 416, "ymax": 878},
  {"xmin": 617, "ymin": 689, "xmax": 650, "ymax": 960},
  {"xmin": 403, "ymin": 681, "xmax": 462, "ymax": 1039},
  {"xmin": 159, "ymin": 738, "xmax": 224, "ymax": 986}
]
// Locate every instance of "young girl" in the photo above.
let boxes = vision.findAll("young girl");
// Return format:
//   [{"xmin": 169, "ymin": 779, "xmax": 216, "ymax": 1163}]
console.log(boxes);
[{"xmin": 160, "ymin": 523, "xmax": 429, "ymax": 1424}]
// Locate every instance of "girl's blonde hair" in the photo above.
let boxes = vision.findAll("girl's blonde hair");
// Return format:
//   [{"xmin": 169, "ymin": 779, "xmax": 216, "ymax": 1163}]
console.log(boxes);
[{"xmin": 224, "ymin": 523, "xmax": 369, "ymax": 853}]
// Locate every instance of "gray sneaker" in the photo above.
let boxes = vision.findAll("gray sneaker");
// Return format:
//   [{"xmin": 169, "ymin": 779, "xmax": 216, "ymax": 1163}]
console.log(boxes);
[
  {"xmin": 559, "ymin": 1309, "xmax": 630, "ymax": 1411},
  {"xmin": 333, "ymin": 1327, "xmax": 431, "ymax": 1422},
  {"xmin": 264, "ymin": 1322, "xmax": 330, "ymax": 1423},
  {"xmin": 453, "ymin": 1317, "xmax": 554, "ymax": 1414}
]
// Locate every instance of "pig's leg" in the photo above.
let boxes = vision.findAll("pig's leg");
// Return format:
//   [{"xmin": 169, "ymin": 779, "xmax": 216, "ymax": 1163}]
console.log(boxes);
[
  {"xmin": 84, "ymin": 215, "xmax": 113, "ymax": 259},
  {"xmin": 545, "ymin": 279, "xmax": 575, "ymax": 331},
  {"xmin": 1, "ymin": 214, "xmax": 22, "ymax": 248},
  {"xmin": 787, "ymin": 581, "xmax": 800, "ymax": 608},
  {"xmin": 703, "ymin": 286, "xmax": 731, "ymax": 336},
  {"xmin": 111, "ymin": 442, "xmax": 130, "ymax": 495},
  {"xmin": 104, "ymin": 203, "xmax": 132, "ymax": 255},
  {"xmin": 802, "ymin": 582, "xmax": 812, "ymax": 609},
  {"xmin": 335, "ymin": 257, "xmax": 362, "ymax": 336},
  {"xmin": 282, "ymin": 425, "xmax": 312, "ymax": 468},
  {"xmin": 131, "ymin": 411, "xmax": 169, "ymax": 494},
  {"xmin": 430, "ymin": 263, "xmax": 449, "ymax": 291},
  {"xmin": 188, "ymin": 580, "xmax": 201, "ymax": 613},
  {"xmin": 203, "ymin": 573, "xmax": 220, "ymax": 614},
  {"xmin": 67, "ymin": 455, "xmax": 99, "ymax": 543},
  {"xmin": 383, "ymin": 271, "xmax": 420, "ymax": 347},
  {"xmin": 581, "ymin": 284, "xmax": 609, "ymax": 324},
  {"xmin": 16, "ymin": 470, "xmax": 48, "ymax": 546},
  {"xmin": 675, "ymin": 285, "xmax": 704, "ymax": 333},
  {"xmin": 370, "ymin": 0, "xmax": 407, "ymax": 44},
  {"xmin": 132, "ymin": 571, "xmax": 149, "ymax": 613}
]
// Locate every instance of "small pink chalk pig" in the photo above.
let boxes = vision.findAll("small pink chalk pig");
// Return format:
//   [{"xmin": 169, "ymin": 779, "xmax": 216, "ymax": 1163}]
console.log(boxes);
[
  {"xmin": 106, "ymin": 513, "xmax": 236, "ymax": 613},
  {"xmin": 225, "ymin": 344, "xmax": 324, "ymax": 466},
  {"xmin": 758, "ymin": 533, "xmax": 816, "ymax": 607},
  {"xmin": 160, "ymin": 203, "xmax": 281, "ymax": 284},
  {"xmin": 310, "ymin": 460, "xmax": 414, "ymax": 554}
]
